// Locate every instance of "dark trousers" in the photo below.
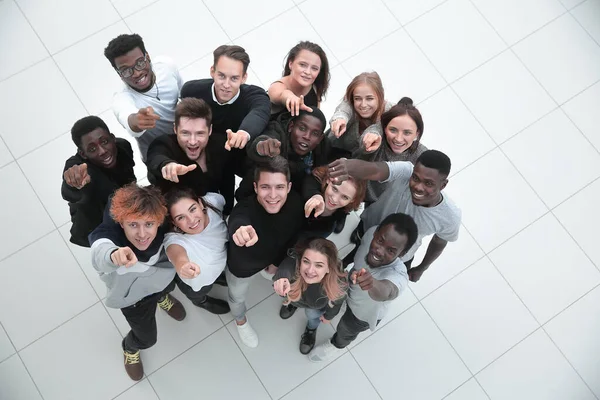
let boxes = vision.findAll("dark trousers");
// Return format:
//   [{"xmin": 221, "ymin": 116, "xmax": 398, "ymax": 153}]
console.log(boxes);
[
  {"xmin": 331, "ymin": 306, "xmax": 380, "ymax": 348},
  {"xmin": 121, "ymin": 276, "xmax": 212, "ymax": 352}
]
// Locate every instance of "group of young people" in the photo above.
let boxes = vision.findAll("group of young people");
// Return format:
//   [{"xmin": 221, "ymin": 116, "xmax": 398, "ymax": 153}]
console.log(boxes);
[{"xmin": 60, "ymin": 33, "xmax": 462, "ymax": 381}]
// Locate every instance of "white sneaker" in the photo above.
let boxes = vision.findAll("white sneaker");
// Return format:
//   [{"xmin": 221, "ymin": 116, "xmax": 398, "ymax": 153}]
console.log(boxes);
[
  {"xmin": 308, "ymin": 341, "xmax": 344, "ymax": 363},
  {"xmin": 259, "ymin": 268, "xmax": 275, "ymax": 281},
  {"xmin": 236, "ymin": 320, "xmax": 259, "ymax": 348}
]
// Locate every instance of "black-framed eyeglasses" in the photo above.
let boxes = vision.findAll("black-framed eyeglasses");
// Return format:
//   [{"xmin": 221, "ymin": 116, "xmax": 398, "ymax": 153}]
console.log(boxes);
[{"xmin": 117, "ymin": 55, "xmax": 149, "ymax": 78}]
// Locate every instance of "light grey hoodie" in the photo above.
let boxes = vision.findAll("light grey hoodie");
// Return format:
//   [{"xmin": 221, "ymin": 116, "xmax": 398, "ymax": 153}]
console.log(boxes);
[{"xmin": 91, "ymin": 238, "xmax": 176, "ymax": 309}]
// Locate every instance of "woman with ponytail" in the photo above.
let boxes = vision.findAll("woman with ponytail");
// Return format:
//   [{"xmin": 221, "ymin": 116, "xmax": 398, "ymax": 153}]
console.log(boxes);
[{"xmin": 273, "ymin": 238, "xmax": 348, "ymax": 354}]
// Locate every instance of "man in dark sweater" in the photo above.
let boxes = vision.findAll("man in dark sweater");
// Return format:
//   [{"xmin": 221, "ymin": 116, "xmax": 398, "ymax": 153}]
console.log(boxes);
[
  {"xmin": 236, "ymin": 108, "xmax": 331, "ymax": 200},
  {"xmin": 146, "ymin": 98, "xmax": 223, "ymax": 196},
  {"xmin": 180, "ymin": 45, "xmax": 271, "ymax": 214},
  {"xmin": 62, "ymin": 116, "xmax": 136, "ymax": 247},
  {"xmin": 226, "ymin": 156, "xmax": 305, "ymax": 348}
]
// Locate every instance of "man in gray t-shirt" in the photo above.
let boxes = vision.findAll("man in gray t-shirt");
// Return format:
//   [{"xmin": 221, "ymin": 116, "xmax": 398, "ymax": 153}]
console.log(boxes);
[
  {"xmin": 328, "ymin": 150, "xmax": 462, "ymax": 282},
  {"xmin": 308, "ymin": 213, "xmax": 418, "ymax": 363}
]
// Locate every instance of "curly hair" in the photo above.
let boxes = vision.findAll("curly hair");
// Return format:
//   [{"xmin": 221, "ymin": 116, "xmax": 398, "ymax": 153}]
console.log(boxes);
[
  {"xmin": 285, "ymin": 238, "xmax": 348, "ymax": 306},
  {"xmin": 110, "ymin": 184, "xmax": 167, "ymax": 224}
]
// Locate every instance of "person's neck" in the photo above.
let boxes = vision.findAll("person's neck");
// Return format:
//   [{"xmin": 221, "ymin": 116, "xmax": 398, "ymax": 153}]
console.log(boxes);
[
  {"xmin": 194, "ymin": 150, "xmax": 207, "ymax": 172},
  {"xmin": 213, "ymin": 86, "xmax": 239, "ymax": 104},
  {"xmin": 320, "ymin": 207, "xmax": 335, "ymax": 217},
  {"xmin": 423, "ymin": 193, "xmax": 443, "ymax": 208}
]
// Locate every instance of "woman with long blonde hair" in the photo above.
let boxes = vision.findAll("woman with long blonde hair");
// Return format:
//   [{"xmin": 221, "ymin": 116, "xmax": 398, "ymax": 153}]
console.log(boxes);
[{"xmin": 273, "ymin": 238, "xmax": 348, "ymax": 354}]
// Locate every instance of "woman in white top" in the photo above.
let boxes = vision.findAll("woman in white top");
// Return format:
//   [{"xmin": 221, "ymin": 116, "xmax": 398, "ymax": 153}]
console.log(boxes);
[{"xmin": 163, "ymin": 187, "xmax": 230, "ymax": 314}]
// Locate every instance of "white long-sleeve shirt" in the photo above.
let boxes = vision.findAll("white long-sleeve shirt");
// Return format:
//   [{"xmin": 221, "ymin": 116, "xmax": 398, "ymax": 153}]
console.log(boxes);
[{"xmin": 111, "ymin": 56, "xmax": 183, "ymax": 160}]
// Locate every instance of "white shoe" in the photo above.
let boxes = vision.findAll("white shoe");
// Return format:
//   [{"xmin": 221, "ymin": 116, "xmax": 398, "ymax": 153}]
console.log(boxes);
[
  {"xmin": 259, "ymin": 268, "xmax": 275, "ymax": 280},
  {"xmin": 308, "ymin": 341, "xmax": 344, "ymax": 363},
  {"xmin": 236, "ymin": 320, "xmax": 259, "ymax": 348}
]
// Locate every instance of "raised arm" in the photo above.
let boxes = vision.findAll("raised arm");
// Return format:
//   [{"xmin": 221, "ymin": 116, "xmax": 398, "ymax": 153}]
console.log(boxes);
[{"xmin": 328, "ymin": 158, "xmax": 390, "ymax": 183}]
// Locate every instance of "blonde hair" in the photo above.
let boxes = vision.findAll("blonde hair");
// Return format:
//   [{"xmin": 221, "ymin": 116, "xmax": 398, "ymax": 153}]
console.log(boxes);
[{"xmin": 285, "ymin": 238, "xmax": 347, "ymax": 306}]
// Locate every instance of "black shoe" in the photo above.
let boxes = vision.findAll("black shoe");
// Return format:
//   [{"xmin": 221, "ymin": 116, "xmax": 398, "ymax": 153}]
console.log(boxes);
[
  {"xmin": 214, "ymin": 272, "xmax": 228, "ymax": 287},
  {"xmin": 299, "ymin": 327, "xmax": 317, "ymax": 354},
  {"xmin": 195, "ymin": 296, "xmax": 230, "ymax": 314},
  {"xmin": 279, "ymin": 304, "xmax": 297, "ymax": 319}
]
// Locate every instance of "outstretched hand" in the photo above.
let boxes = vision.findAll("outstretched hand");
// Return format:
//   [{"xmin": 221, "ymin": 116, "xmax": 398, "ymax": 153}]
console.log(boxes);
[
  {"xmin": 286, "ymin": 94, "xmax": 313, "ymax": 116},
  {"xmin": 161, "ymin": 163, "xmax": 197, "ymax": 183},
  {"xmin": 232, "ymin": 225, "xmax": 259, "ymax": 247},
  {"xmin": 350, "ymin": 268, "xmax": 374, "ymax": 291},
  {"xmin": 64, "ymin": 163, "xmax": 91, "ymax": 189},
  {"xmin": 111, "ymin": 247, "xmax": 138, "ymax": 268}
]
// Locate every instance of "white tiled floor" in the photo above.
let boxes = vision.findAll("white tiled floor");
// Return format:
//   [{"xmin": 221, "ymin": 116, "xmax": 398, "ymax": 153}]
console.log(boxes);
[{"xmin": 0, "ymin": 0, "xmax": 599, "ymax": 399}]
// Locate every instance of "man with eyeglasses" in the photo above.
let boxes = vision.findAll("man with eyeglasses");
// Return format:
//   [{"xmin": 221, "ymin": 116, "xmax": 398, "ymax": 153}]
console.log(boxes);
[{"xmin": 104, "ymin": 33, "xmax": 183, "ymax": 161}]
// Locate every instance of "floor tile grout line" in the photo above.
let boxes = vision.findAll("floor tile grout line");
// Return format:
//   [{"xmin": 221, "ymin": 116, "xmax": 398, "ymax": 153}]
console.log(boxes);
[
  {"xmin": 275, "ymin": 345, "xmax": 349, "ymax": 400},
  {"xmin": 568, "ymin": 3, "xmax": 600, "ymax": 49},
  {"xmin": 145, "ymin": 325, "xmax": 227, "ymax": 379},
  {"xmin": 467, "ymin": 0, "xmax": 600, "ymax": 160},
  {"xmin": 227, "ymin": 2, "xmax": 299, "ymax": 43},
  {"xmin": 416, "ymin": 301, "xmax": 478, "ymax": 377},
  {"xmin": 109, "ymin": 0, "xmax": 161, "ymax": 20},
  {"xmin": 13, "ymin": 1, "xmax": 91, "ymax": 120},
  {"xmin": 199, "ymin": 0, "xmax": 234, "ymax": 42},
  {"xmin": 56, "ymin": 231, "xmax": 104, "ymax": 303},
  {"xmin": 541, "ymin": 282, "xmax": 600, "ymax": 329},
  {"xmin": 346, "ymin": 351, "xmax": 384, "ymax": 400},
  {"xmin": 143, "ymin": 293, "xmax": 279, "ymax": 398},
  {"xmin": 1, "ymin": 319, "xmax": 46, "ymax": 399},
  {"xmin": 539, "ymin": 324, "xmax": 600, "ymax": 400},
  {"xmin": 221, "ymin": 326, "xmax": 275, "ymax": 400},
  {"xmin": 293, "ymin": 4, "xmax": 343, "ymax": 64},
  {"xmin": 392, "ymin": 0, "xmax": 451, "ymax": 28},
  {"xmin": 439, "ymin": 375, "xmax": 491, "ymax": 400},
  {"xmin": 108, "ymin": 379, "xmax": 146, "ymax": 400},
  {"xmin": 0, "ymin": 227, "xmax": 57, "ymax": 264}
]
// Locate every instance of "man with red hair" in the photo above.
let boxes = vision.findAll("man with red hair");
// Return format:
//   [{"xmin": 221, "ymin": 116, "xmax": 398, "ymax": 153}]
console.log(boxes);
[{"xmin": 89, "ymin": 184, "xmax": 185, "ymax": 381}]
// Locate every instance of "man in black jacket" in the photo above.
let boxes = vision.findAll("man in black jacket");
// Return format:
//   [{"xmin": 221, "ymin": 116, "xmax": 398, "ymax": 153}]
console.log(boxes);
[
  {"xmin": 180, "ymin": 45, "xmax": 270, "ymax": 214},
  {"xmin": 236, "ymin": 108, "xmax": 330, "ymax": 200},
  {"xmin": 61, "ymin": 116, "xmax": 136, "ymax": 247},
  {"xmin": 226, "ymin": 156, "xmax": 304, "ymax": 348},
  {"xmin": 145, "ymin": 98, "xmax": 223, "ymax": 196}
]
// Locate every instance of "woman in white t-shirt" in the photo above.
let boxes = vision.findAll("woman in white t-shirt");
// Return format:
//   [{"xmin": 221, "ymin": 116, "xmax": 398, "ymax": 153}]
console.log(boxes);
[{"xmin": 163, "ymin": 188, "xmax": 230, "ymax": 315}]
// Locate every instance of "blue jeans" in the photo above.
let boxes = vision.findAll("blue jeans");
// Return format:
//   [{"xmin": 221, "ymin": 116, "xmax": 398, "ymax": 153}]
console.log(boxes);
[{"xmin": 305, "ymin": 307, "xmax": 326, "ymax": 330}]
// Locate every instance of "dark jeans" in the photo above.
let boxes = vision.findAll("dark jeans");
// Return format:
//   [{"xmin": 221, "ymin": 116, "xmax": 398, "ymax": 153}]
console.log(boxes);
[
  {"xmin": 331, "ymin": 306, "xmax": 380, "ymax": 349},
  {"xmin": 121, "ymin": 276, "xmax": 213, "ymax": 352}
]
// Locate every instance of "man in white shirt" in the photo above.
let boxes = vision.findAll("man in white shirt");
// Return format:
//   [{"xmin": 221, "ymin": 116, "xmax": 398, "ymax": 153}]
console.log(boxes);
[{"xmin": 104, "ymin": 33, "xmax": 183, "ymax": 160}]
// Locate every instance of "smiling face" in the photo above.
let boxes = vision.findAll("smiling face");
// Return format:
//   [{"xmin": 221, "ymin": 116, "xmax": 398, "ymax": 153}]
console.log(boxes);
[
  {"xmin": 366, "ymin": 224, "xmax": 408, "ymax": 268},
  {"xmin": 175, "ymin": 117, "xmax": 211, "ymax": 161},
  {"xmin": 299, "ymin": 249, "xmax": 329, "ymax": 284},
  {"xmin": 384, "ymin": 115, "xmax": 419, "ymax": 154},
  {"xmin": 288, "ymin": 114, "xmax": 324, "ymax": 156},
  {"xmin": 114, "ymin": 47, "xmax": 154, "ymax": 91},
  {"xmin": 323, "ymin": 179, "xmax": 357, "ymax": 212},
  {"xmin": 120, "ymin": 218, "xmax": 159, "ymax": 251},
  {"xmin": 409, "ymin": 163, "xmax": 447, "ymax": 206},
  {"xmin": 79, "ymin": 128, "xmax": 118, "ymax": 169},
  {"xmin": 289, "ymin": 49, "xmax": 321, "ymax": 88},
  {"xmin": 352, "ymin": 83, "xmax": 379, "ymax": 120},
  {"xmin": 210, "ymin": 55, "xmax": 247, "ymax": 103},
  {"xmin": 170, "ymin": 197, "xmax": 208, "ymax": 235},
  {"xmin": 254, "ymin": 171, "xmax": 291, "ymax": 214}
]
